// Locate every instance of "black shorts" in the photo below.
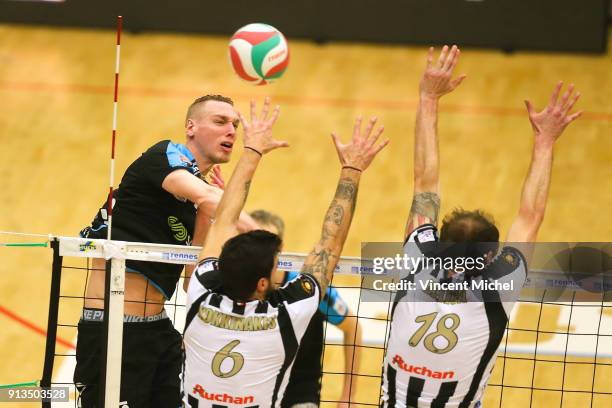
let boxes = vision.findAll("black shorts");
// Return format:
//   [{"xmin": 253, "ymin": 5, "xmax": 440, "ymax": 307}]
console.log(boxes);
[{"xmin": 73, "ymin": 313, "xmax": 182, "ymax": 408}]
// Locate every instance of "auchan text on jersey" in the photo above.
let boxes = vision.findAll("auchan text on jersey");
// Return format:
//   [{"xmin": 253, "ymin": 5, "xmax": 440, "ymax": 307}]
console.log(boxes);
[
  {"xmin": 192, "ymin": 384, "xmax": 254, "ymax": 405},
  {"xmin": 392, "ymin": 355, "xmax": 455, "ymax": 379}
]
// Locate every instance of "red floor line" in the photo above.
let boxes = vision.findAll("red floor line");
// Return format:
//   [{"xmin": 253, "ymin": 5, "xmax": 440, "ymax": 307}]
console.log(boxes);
[
  {"xmin": 0, "ymin": 304, "xmax": 76, "ymax": 350},
  {"xmin": 1, "ymin": 80, "xmax": 611, "ymax": 121}
]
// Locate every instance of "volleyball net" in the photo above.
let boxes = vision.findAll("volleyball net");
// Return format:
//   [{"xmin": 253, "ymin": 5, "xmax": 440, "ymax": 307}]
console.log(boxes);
[{"xmin": 33, "ymin": 237, "xmax": 612, "ymax": 407}]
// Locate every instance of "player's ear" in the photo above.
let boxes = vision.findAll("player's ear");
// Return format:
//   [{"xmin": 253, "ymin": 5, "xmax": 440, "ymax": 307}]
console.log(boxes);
[
  {"xmin": 185, "ymin": 118, "xmax": 195, "ymax": 137},
  {"xmin": 256, "ymin": 277, "xmax": 269, "ymax": 293}
]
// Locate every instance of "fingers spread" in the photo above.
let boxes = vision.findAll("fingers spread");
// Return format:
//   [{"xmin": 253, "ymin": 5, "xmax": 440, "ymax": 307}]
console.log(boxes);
[
  {"xmin": 237, "ymin": 111, "xmax": 248, "ymax": 129},
  {"xmin": 260, "ymin": 96, "xmax": 270, "ymax": 121},
  {"xmin": 373, "ymin": 138, "xmax": 390, "ymax": 155},
  {"xmin": 442, "ymin": 45, "xmax": 458, "ymax": 72},
  {"xmin": 331, "ymin": 132, "xmax": 344, "ymax": 158},
  {"xmin": 274, "ymin": 140, "xmax": 290, "ymax": 149},
  {"xmin": 558, "ymin": 83, "xmax": 573, "ymax": 110},
  {"xmin": 524, "ymin": 100, "xmax": 535, "ymax": 116},
  {"xmin": 564, "ymin": 92, "xmax": 581, "ymax": 115},
  {"xmin": 549, "ymin": 81, "xmax": 563, "ymax": 107},
  {"xmin": 268, "ymin": 105, "xmax": 281, "ymax": 125},
  {"xmin": 363, "ymin": 117, "xmax": 377, "ymax": 141},
  {"xmin": 566, "ymin": 110, "xmax": 583, "ymax": 123},
  {"xmin": 450, "ymin": 74, "xmax": 466, "ymax": 90},
  {"xmin": 249, "ymin": 99, "xmax": 257, "ymax": 123},
  {"xmin": 426, "ymin": 47, "xmax": 434, "ymax": 69},
  {"xmin": 437, "ymin": 45, "xmax": 449, "ymax": 68},
  {"xmin": 367, "ymin": 125, "xmax": 385, "ymax": 148},
  {"xmin": 447, "ymin": 48, "xmax": 461, "ymax": 73},
  {"xmin": 352, "ymin": 116, "xmax": 363, "ymax": 141}
]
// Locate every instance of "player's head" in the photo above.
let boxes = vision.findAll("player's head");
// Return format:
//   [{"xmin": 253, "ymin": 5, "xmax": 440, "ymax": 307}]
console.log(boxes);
[
  {"xmin": 250, "ymin": 210, "xmax": 285, "ymax": 239},
  {"xmin": 440, "ymin": 208, "xmax": 500, "ymax": 261},
  {"xmin": 249, "ymin": 210, "xmax": 286, "ymax": 289},
  {"xmin": 185, "ymin": 94, "xmax": 238, "ymax": 165},
  {"xmin": 219, "ymin": 230, "xmax": 283, "ymax": 301}
]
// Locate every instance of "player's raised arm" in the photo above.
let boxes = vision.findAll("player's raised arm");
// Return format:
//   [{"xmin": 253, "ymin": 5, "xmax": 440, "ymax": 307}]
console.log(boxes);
[
  {"xmin": 199, "ymin": 97, "xmax": 288, "ymax": 259},
  {"xmin": 506, "ymin": 82, "xmax": 582, "ymax": 243},
  {"xmin": 405, "ymin": 45, "xmax": 466, "ymax": 239},
  {"xmin": 301, "ymin": 117, "xmax": 389, "ymax": 295}
]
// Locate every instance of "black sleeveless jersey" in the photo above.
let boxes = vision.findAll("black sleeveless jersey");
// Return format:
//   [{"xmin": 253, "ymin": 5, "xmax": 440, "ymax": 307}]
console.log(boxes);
[{"xmin": 81, "ymin": 140, "xmax": 201, "ymax": 299}]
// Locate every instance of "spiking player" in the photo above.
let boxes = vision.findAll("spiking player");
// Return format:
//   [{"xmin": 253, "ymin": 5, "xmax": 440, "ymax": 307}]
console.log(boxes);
[
  {"xmin": 381, "ymin": 45, "xmax": 582, "ymax": 407},
  {"xmin": 182, "ymin": 101, "xmax": 387, "ymax": 407},
  {"xmin": 76, "ymin": 95, "xmax": 258, "ymax": 407}
]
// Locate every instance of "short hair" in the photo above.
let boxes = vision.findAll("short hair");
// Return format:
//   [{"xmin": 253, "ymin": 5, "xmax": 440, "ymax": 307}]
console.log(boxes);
[
  {"xmin": 249, "ymin": 210, "xmax": 285, "ymax": 239},
  {"xmin": 185, "ymin": 94, "xmax": 234, "ymax": 124},
  {"xmin": 439, "ymin": 208, "xmax": 500, "ymax": 258},
  {"xmin": 219, "ymin": 230, "xmax": 282, "ymax": 301}
]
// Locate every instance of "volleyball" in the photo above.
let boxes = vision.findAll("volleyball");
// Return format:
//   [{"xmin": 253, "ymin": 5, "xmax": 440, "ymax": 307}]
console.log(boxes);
[{"xmin": 228, "ymin": 23, "xmax": 289, "ymax": 85}]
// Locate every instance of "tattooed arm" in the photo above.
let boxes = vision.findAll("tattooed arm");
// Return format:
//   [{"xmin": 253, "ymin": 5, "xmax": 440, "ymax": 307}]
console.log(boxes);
[
  {"xmin": 302, "ymin": 116, "xmax": 389, "ymax": 295},
  {"xmin": 405, "ymin": 45, "xmax": 465, "ymax": 238},
  {"xmin": 507, "ymin": 82, "xmax": 581, "ymax": 243},
  {"xmin": 199, "ymin": 97, "xmax": 288, "ymax": 260}
]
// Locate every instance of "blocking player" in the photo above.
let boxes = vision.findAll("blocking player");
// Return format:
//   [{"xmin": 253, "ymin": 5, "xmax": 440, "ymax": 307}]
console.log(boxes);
[
  {"xmin": 381, "ymin": 45, "xmax": 582, "ymax": 407},
  {"xmin": 183, "ymin": 105, "xmax": 387, "ymax": 406},
  {"xmin": 249, "ymin": 209, "xmax": 362, "ymax": 407},
  {"xmin": 75, "ymin": 95, "xmax": 259, "ymax": 407}
]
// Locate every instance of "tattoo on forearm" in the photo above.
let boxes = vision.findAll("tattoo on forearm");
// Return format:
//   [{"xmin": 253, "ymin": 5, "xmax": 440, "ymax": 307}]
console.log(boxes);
[
  {"xmin": 306, "ymin": 176, "xmax": 359, "ymax": 293},
  {"xmin": 334, "ymin": 177, "xmax": 359, "ymax": 222},
  {"xmin": 409, "ymin": 192, "xmax": 441, "ymax": 225},
  {"xmin": 243, "ymin": 180, "xmax": 251, "ymax": 204},
  {"xmin": 302, "ymin": 247, "xmax": 332, "ymax": 291},
  {"xmin": 321, "ymin": 225, "xmax": 333, "ymax": 242},
  {"xmin": 325, "ymin": 200, "xmax": 345, "ymax": 225},
  {"xmin": 336, "ymin": 178, "xmax": 358, "ymax": 202}
]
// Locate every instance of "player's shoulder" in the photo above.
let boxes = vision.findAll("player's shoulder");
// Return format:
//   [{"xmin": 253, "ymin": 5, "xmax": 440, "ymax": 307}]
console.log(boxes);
[
  {"xmin": 143, "ymin": 140, "xmax": 195, "ymax": 166},
  {"xmin": 193, "ymin": 257, "xmax": 223, "ymax": 291},
  {"xmin": 145, "ymin": 139, "xmax": 173, "ymax": 152},
  {"xmin": 484, "ymin": 246, "xmax": 527, "ymax": 279},
  {"xmin": 269, "ymin": 273, "xmax": 320, "ymax": 306},
  {"xmin": 405, "ymin": 223, "xmax": 439, "ymax": 245}
]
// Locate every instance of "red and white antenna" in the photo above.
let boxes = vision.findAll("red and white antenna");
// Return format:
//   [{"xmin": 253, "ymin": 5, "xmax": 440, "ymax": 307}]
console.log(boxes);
[{"xmin": 106, "ymin": 15, "xmax": 122, "ymax": 240}]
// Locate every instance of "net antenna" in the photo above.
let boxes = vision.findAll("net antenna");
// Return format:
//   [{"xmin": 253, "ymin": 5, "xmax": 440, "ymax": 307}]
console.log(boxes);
[{"xmin": 100, "ymin": 15, "xmax": 125, "ymax": 408}]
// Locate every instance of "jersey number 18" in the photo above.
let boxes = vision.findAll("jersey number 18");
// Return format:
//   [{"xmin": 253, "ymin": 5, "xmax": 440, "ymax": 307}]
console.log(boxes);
[{"xmin": 409, "ymin": 312, "xmax": 460, "ymax": 354}]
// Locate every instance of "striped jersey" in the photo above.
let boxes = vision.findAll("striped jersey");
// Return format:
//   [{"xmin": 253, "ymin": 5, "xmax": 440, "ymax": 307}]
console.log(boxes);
[
  {"xmin": 183, "ymin": 258, "xmax": 321, "ymax": 408},
  {"xmin": 281, "ymin": 271, "xmax": 350, "ymax": 405},
  {"xmin": 382, "ymin": 224, "xmax": 526, "ymax": 407}
]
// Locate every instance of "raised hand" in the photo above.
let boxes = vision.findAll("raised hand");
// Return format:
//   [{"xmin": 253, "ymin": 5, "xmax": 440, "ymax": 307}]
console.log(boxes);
[
  {"xmin": 525, "ymin": 81, "xmax": 582, "ymax": 146},
  {"xmin": 420, "ymin": 45, "xmax": 466, "ymax": 99},
  {"xmin": 331, "ymin": 116, "xmax": 389, "ymax": 172},
  {"xmin": 237, "ymin": 96, "xmax": 289, "ymax": 155}
]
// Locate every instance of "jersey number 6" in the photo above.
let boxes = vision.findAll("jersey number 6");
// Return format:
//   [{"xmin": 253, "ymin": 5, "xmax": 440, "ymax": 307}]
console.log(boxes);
[
  {"xmin": 212, "ymin": 340, "xmax": 244, "ymax": 378},
  {"xmin": 409, "ymin": 312, "xmax": 460, "ymax": 354}
]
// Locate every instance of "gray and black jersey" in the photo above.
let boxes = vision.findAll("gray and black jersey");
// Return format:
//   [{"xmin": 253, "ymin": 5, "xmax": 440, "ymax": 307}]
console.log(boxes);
[{"xmin": 80, "ymin": 140, "xmax": 202, "ymax": 299}]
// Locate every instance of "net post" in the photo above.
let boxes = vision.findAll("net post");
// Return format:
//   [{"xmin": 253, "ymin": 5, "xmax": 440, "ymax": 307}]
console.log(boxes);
[
  {"xmin": 41, "ymin": 238, "xmax": 62, "ymax": 408},
  {"xmin": 99, "ymin": 256, "xmax": 125, "ymax": 407}
]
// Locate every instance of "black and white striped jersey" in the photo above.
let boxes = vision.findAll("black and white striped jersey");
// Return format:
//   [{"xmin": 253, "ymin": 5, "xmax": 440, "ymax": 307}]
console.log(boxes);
[
  {"xmin": 183, "ymin": 258, "xmax": 320, "ymax": 408},
  {"xmin": 382, "ymin": 224, "xmax": 527, "ymax": 408}
]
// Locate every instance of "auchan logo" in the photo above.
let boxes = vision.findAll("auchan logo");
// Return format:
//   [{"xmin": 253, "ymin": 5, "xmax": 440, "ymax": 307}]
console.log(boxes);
[
  {"xmin": 192, "ymin": 384, "xmax": 254, "ymax": 405},
  {"xmin": 392, "ymin": 355, "xmax": 455, "ymax": 380}
]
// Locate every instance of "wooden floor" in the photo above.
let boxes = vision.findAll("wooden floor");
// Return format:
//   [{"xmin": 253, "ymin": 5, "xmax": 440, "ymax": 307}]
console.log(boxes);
[{"xmin": 0, "ymin": 23, "xmax": 610, "ymax": 407}]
